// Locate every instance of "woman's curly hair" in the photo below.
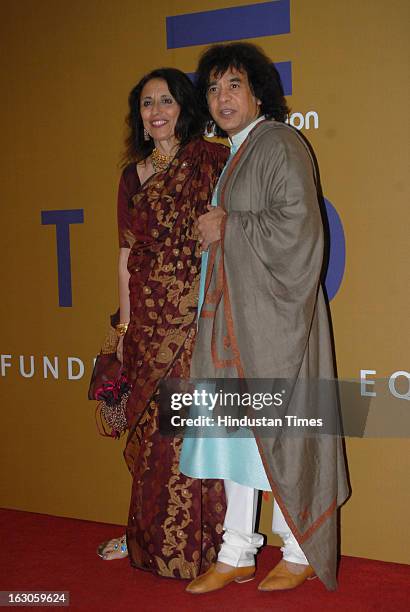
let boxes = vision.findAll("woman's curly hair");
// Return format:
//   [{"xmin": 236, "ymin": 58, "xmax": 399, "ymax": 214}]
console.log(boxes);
[
  {"xmin": 195, "ymin": 42, "xmax": 290, "ymax": 137},
  {"xmin": 122, "ymin": 67, "xmax": 206, "ymax": 166}
]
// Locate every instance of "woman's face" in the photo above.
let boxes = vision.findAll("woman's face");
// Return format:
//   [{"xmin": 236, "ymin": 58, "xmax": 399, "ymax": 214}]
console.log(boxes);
[{"xmin": 140, "ymin": 78, "xmax": 181, "ymax": 148}]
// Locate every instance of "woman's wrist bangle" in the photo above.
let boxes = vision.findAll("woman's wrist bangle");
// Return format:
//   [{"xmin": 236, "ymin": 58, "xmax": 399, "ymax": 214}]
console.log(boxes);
[{"xmin": 116, "ymin": 322, "xmax": 129, "ymax": 336}]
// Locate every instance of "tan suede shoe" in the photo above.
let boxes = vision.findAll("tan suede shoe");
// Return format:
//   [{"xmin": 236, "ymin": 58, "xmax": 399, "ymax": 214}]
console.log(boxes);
[
  {"xmin": 258, "ymin": 560, "xmax": 316, "ymax": 591},
  {"xmin": 186, "ymin": 563, "xmax": 255, "ymax": 594}
]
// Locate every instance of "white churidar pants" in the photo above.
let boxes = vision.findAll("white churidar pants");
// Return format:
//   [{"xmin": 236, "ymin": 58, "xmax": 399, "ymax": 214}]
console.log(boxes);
[{"xmin": 217, "ymin": 480, "xmax": 309, "ymax": 567}]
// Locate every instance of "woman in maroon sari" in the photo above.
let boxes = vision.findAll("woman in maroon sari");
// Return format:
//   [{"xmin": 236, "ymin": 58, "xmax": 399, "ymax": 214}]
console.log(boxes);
[{"xmin": 98, "ymin": 68, "xmax": 228, "ymax": 579}]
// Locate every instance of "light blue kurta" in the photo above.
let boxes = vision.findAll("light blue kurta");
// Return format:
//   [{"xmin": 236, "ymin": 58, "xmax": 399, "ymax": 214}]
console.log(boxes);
[{"xmin": 179, "ymin": 118, "xmax": 271, "ymax": 491}]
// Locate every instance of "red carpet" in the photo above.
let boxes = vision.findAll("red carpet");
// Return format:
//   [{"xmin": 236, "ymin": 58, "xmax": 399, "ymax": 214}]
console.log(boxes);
[{"xmin": 1, "ymin": 509, "xmax": 409, "ymax": 611}]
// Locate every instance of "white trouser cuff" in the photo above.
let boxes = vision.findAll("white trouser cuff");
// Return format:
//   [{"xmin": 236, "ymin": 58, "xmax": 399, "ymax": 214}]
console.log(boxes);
[
  {"xmin": 218, "ymin": 529, "xmax": 264, "ymax": 567},
  {"xmin": 218, "ymin": 480, "xmax": 263, "ymax": 567},
  {"xmin": 272, "ymin": 499, "xmax": 309, "ymax": 565},
  {"xmin": 279, "ymin": 532, "xmax": 309, "ymax": 565}
]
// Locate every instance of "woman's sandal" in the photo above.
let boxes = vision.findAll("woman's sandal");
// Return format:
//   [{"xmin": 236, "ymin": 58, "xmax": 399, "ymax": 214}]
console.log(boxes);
[{"xmin": 97, "ymin": 535, "xmax": 128, "ymax": 560}]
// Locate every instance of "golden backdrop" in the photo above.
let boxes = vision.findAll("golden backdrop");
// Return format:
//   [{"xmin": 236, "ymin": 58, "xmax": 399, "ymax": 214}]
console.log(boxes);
[{"xmin": 0, "ymin": 0, "xmax": 409, "ymax": 564}]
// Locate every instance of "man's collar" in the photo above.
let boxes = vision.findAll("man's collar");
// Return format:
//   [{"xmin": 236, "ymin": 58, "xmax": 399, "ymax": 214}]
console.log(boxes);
[{"xmin": 229, "ymin": 115, "xmax": 266, "ymax": 153}]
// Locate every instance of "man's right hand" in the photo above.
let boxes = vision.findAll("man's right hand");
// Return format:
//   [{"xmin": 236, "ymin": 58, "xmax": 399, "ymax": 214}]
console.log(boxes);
[{"xmin": 198, "ymin": 205, "xmax": 226, "ymax": 251}]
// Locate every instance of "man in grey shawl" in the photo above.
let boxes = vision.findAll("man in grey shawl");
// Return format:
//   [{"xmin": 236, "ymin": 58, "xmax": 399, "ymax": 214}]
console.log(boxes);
[{"xmin": 180, "ymin": 42, "xmax": 349, "ymax": 595}]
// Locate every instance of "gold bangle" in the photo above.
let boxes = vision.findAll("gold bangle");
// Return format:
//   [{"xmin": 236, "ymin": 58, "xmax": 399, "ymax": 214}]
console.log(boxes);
[{"xmin": 116, "ymin": 322, "xmax": 129, "ymax": 336}]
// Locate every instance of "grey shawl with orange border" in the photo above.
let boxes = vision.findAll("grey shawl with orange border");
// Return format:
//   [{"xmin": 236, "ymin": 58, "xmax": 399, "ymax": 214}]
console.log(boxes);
[{"xmin": 190, "ymin": 120, "xmax": 349, "ymax": 590}]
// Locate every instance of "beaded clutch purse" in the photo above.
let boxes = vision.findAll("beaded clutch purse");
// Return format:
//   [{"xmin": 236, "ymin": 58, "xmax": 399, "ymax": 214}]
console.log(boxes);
[{"xmin": 88, "ymin": 312, "xmax": 130, "ymax": 438}]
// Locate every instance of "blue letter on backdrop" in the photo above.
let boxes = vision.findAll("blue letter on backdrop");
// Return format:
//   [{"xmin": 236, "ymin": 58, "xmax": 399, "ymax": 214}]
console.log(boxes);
[
  {"xmin": 324, "ymin": 199, "xmax": 345, "ymax": 301},
  {"xmin": 41, "ymin": 209, "xmax": 84, "ymax": 307},
  {"xmin": 166, "ymin": 1, "xmax": 290, "ymax": 48}
]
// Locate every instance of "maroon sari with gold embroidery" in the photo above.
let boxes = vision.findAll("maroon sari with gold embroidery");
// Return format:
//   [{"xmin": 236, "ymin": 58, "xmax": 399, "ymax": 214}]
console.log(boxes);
[{"xmin": 117, "ymin": 138, "xmax": 228, "ymax": 579}]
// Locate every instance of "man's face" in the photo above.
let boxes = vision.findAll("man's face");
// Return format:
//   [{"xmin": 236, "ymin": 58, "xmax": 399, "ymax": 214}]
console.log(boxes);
[{"xmin": 206, "ymin": 67, "xmax": 261, "ymax": 137}]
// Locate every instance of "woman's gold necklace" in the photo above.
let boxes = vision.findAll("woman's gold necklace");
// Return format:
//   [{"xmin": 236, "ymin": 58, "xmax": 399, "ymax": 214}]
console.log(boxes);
[{"xmin": 151, "ymin": 147, "xmax": 174, "ymax": 173}]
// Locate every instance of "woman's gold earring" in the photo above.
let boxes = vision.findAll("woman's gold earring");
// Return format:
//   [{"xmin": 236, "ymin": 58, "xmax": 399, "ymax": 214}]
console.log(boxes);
[{"xmin": 144, "ymin": 128, "xmax": 151, "ymax": 141}]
